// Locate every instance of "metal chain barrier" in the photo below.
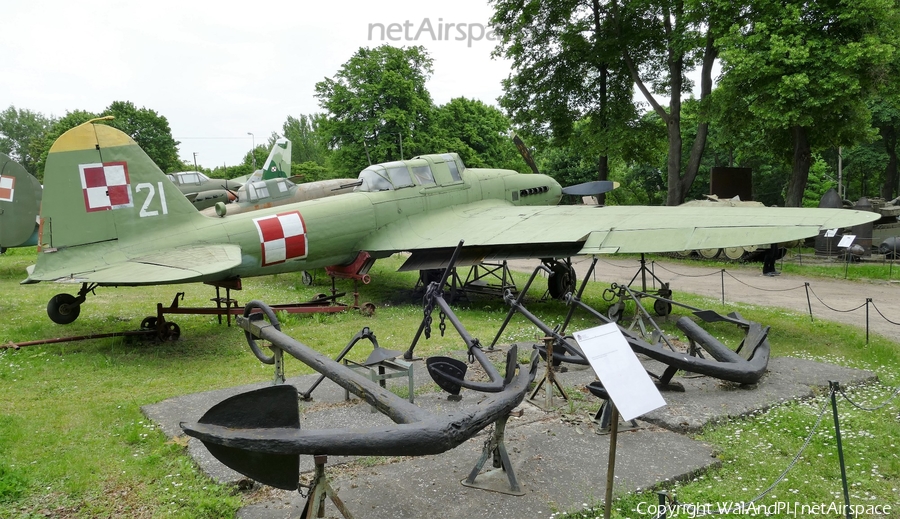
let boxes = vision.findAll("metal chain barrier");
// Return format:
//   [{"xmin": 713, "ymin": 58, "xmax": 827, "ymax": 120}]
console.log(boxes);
[
  {"xmin": 663, "ymin": 387, "xmax": 837, "ymax": 517},
  {"xmin": 721, "ymin": 271, "xmax": 808, "ymax": 293},
  {"xmin": 651, "ymin": 261, "xmax": 722, "ymax": 278},
  {"xmin": 837, "ymin": 382, "xmax": 900, "ymax": 412},
  {"xmin": 806, "ymin": 286, "xmax": 869, "ymax": 313},
  {"xmin": 870, "ymin": 301, "xmax": 900, "ymax": 326}
]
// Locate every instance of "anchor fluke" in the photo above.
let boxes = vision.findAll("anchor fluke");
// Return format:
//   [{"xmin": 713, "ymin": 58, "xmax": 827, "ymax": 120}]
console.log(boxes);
[{"xmin": 183, "ymin": 384, "xmax": 301, "ymax": 490}]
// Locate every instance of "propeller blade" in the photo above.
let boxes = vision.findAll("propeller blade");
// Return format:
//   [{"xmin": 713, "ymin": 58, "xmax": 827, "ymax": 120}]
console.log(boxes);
[{"xmin": 561, "ymin": 180, "xmax": 620, "ymax": 196}]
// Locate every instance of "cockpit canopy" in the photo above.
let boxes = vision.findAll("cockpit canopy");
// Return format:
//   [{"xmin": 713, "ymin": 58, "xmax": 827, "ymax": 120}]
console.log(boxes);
[
  {"xmin": 167, "ymin": 171, "xmax": 211, "ymax": 186},
  {"xmin": 355, "ymin": 153, "xmax": 465, "ymax": 192}
]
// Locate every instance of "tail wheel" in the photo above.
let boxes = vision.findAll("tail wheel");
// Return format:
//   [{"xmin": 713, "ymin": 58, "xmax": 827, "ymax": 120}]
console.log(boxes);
[
  {"xmin": 548, "ymin": 263, "xmax": 576, "ymax": 299},
  {"xmin": 47, "ymin": 294, "xmax": 81, "ymax": 325}
]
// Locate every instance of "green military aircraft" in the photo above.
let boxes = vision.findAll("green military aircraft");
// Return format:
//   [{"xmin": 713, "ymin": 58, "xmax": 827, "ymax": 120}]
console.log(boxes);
[
  {"xmin": 200, "ymin": 138, "xmax": 357, "ymax": 218},
  {"xmin": 0, "ymin": 153, "xmax": 42, "ymax": 253},
  {"xmin": 24, "ymin": 119, "xmax": 879, "ymax": 324}
]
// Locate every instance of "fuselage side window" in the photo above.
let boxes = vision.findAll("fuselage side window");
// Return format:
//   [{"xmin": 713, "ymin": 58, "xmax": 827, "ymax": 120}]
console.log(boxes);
[{"xmin": 411, "ymin": 165, "xmax": 435, "ymax": 186}]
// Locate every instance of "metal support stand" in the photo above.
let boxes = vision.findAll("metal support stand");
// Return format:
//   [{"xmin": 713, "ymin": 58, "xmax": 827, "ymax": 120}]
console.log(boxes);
[
  {"xmin": 587, "ymin": 382, "xmax": 639, "ymax": 434},
  {"xmin": 528, "ymin": 336, "xmax": 568, "ymax": 410},
  {"xmin": 344, "ymin": 358, "xmax": 413, "ymax": 412},
  {"xmin": 461, "ymin": 415, "xmax": 524, "ymax": 495},
  {"xmin": 300, "ymin": 455, "xmax": 354, "ymax": 519}
]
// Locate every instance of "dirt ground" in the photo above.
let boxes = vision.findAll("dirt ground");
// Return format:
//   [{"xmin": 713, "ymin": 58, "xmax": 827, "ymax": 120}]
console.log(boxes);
[{"xmin": 507, "ymin": 256, "xmax": 900, "ymax": 342}]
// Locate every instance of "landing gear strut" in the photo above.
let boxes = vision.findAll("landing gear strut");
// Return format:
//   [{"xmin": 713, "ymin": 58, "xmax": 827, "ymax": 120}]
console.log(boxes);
[{"xmin": 47, "ymin": 283, "xmax": 96, "ymax": 325}]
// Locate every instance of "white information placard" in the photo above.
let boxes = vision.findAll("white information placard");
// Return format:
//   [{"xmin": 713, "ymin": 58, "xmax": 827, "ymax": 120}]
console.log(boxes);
[
  {"xmin": 824, "ymin": 228, "xmax": 838, "ymax": 238},
  {"xmin": 572, "ymin": 323, "xmax": 666, "ymax": 421},
  {"xmin": 838, "ymin": 234, "xmax": 856, "ymax": 248}
]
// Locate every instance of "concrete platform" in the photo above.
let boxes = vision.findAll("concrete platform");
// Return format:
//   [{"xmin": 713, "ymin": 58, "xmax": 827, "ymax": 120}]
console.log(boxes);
[{"xmin": 142, "ymin": 351, "xmax": 875, "ymax": 519}]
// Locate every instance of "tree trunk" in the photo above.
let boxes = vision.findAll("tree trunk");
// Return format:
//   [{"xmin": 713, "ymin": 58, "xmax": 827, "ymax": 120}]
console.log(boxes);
[
  {"xmin": 597, "ymin": 154, "xmax": 609, "ymax": 205},
  {"xmin": 880, "ymin": 126, "xmax": 898, "ymax": 200},
  {"xmin": 784, "ymin": 125, "xmax": 812, "ymax": 207},
  {"xmin": 676, "ymin": 33, "xmax": 716, "ymax": 205}
]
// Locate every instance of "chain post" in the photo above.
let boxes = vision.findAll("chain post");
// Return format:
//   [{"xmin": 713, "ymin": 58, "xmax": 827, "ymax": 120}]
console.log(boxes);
[{"xmin": 829, "ymin": 381, "xmax": 853, "ymax": 519}]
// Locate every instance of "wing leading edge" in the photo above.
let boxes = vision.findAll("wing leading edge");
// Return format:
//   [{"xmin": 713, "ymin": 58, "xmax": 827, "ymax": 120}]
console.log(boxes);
[{"xmin": 355, "ymin": 202, "xmax": 880, "ymax": 270}]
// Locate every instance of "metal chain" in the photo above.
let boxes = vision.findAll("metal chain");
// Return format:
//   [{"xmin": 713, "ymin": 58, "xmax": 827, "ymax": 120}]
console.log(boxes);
[
  {"xmin": 422, "ymin": 289, "xmax": 435, "ymax": 340},
  {"xmin": 695, "ymin": 387, "xmax": 835, "ymax": 516},
  {"xmin": 838, "ymin": 383, "xmax": 900, "ymax": 412},
  {"xmin": 439, "ymin": 310, "xmax": 447, "ymax": 337}
]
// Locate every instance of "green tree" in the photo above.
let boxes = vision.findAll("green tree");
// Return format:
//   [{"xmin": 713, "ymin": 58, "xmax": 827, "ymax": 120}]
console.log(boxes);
[
  {"xmin": 490, "ymin": 0, "xmax": 642, "ymax": 203},
  {"xmin": 431, "ymin": 97, "xmax": 527, "ymax": 171},
  {"xmin": 32, "ymin": 102, "xmax": 181, "ymax": 178},
  {"xmin": 870, "ymin": 97, "xmax": 900, "ymax": 199},
  {"xmin": 0, "ymin": 106, "xmax": 55, "ymax": 176},
  {"xmin": 103, "ymin": 101, "xmax": 181, "ymax": 173},
  {"xmin": 714, "ymin": 0, "xmax": 900, "ymax": 206},
  {"xmin": 33, "ymin": 110, "xmax": 98, "ymax": 181},
  {"xmin": 315, "ymin": 45, "xmax": 436, "ymax": 177},
  {"xmin": 282, "ymin": 114, "xmax": 328, "ymax": 166}
]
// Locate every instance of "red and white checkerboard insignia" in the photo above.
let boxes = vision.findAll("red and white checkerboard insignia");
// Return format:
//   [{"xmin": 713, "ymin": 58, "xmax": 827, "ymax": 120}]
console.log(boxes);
[
  {"xmin": 78, "ymin": 161, "xmax": 133, "ymax": 212},
  {"xmin": 0, "ymin": 175, "xmax": 15, "ymax": 202},
  {"xmin": 254, "ymin": 210, "xmax": 308, "ymax": 266}
]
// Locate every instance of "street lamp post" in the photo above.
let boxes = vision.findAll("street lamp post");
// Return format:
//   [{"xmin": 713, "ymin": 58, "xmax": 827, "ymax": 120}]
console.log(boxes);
[
  {"xmin": 247, "ymin": 132, "xmax": 256, "ymax": 169},
  {"xmin": 192, "ymin": 152, "xmax": 198, "ymax": 171}
]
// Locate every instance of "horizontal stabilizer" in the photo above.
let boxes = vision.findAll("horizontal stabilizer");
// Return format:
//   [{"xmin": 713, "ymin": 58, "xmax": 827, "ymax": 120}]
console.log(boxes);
[{"xmin": 30, "ymin": 244, "xmax": 242, "ymax": 285}]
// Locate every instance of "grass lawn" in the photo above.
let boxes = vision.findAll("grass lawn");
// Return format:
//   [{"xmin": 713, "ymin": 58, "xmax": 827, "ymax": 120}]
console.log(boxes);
[{"xmin": 1, "ymin": 247, "xmax": 898, "ymax": 518}]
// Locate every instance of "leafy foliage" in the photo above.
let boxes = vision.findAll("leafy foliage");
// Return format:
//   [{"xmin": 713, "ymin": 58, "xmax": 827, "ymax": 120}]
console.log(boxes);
[
  {"xmin": 315, "ymin": 45, "xmax": 436, "ymax": 177},
  {"xmin": 713, "ymin": 0, "xmax": 900, "ymax": 206},
  {"xmin": 0, "ymin": 106, "xmax": 55, "ymax": 176},
  {"xmin": 32, "ymin": 102, "xmax": 181, "ymax": 179},
  {"xmin": 431, "ymin": 97, "xmax": 527, "ymax": 171}
]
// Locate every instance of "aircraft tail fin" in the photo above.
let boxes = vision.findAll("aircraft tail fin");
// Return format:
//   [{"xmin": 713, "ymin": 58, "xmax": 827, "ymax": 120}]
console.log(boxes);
[
  {"xmin": 38, "ymin": 118, "xmax": 203, "ymax": 250},
  {"xmin": 0, "ymin": 153, "xmax": 42, "ymax": 249},
  {"xmin": 260, "ymin": 138, "xmax": 291, "ymax": 180}
]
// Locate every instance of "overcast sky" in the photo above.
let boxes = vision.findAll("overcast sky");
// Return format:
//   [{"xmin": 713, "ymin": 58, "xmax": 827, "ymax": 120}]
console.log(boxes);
[{"xmin": 1, "ymin": 0, "xmax": 511, "ymax": 168}]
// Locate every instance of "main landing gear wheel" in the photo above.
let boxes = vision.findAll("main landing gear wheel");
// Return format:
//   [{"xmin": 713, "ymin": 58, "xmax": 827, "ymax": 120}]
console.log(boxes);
[
  {"xmin": 547, "ymin": 262, "xmax": 576, "ymax": 300},
  {"xmin": 47, "ymin": 294, "xmax": 81, "ymax": 325}
]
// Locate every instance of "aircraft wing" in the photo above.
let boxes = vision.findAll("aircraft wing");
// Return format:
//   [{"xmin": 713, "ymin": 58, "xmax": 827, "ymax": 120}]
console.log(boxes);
[
  {"xmin": 26, "ymin": 244, "xmax": 242, "ymax": 285},
  {"xmin": 355, "ymin": 200, "xmax": 879, "ymax": 270}
]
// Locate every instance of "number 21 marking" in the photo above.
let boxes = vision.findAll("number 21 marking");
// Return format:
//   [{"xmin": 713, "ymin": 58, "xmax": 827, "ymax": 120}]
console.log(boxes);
[{"xmin": 135, "ymin": 182, "xmax": 169, "ymax": 217}]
